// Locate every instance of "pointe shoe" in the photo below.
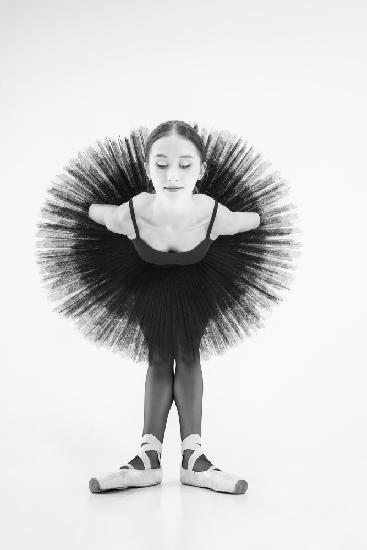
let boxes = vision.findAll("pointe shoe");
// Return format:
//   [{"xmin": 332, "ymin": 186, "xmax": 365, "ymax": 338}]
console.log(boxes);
[
  {"xmin": 180, "ymin": 434, "xmax": 248, "ymax": 495},
  {"xmin": 89, "ymin": 434, "xmax": 163, "ymax": 493}
]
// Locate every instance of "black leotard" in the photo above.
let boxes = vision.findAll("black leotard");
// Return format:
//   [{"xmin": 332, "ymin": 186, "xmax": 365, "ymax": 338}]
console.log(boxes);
[{"xmin": 128, "ymin": 197, "xmax": 218, "ymax": 266}]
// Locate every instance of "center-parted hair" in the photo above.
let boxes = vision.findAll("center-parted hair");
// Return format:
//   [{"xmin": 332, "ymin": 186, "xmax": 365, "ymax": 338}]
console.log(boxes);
[{"xmin": 144, "ymin": 120, "xmax": 207, "ymax": 165}]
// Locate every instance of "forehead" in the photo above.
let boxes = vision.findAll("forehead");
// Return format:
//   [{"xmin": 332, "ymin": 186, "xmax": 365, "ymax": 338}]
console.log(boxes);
[{"xmin": 150, "ymin": 135, "xmax": 199, "ymax": 158}]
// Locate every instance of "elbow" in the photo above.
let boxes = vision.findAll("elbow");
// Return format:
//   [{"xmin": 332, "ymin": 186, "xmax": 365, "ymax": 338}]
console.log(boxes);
[
  {"xmin": 254, "ymin": 213, "xmax": 261, "ymax": 229},
  {"xmin": 88, "ymin": 204, "xmax": 101, "ymax": 224},
  {"xmin": 235, "ymin": 211, "xmax": 261, "ymax": 233},
  {"xmin": 88, "ymin": 204, "xmax": 103, "ymax": 225},
  {"xmin": 243, "ymin": 212, "xmax": 261, "ymax": 231}
]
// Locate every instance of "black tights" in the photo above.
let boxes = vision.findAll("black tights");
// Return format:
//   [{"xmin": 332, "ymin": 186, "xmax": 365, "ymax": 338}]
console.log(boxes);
[
  {"xmin": 121, "ymin": 340, "xmax": 216, "ymax": 470},
  {"xmin": 134, "ymin": 345, "xmax": 216, "ymax": 472},
  {"xmin": 142, "ymin": 347, "xmax": 203, "ymax": 442}
]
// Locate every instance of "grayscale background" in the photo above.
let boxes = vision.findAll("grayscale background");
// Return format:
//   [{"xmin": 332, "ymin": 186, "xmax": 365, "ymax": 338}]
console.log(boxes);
[{"xmin": 1, "ymin": 0, "xmax": 366, "ymax": 548}]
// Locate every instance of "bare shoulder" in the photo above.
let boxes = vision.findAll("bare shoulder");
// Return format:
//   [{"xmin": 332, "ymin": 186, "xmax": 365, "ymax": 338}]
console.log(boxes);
[
  {"xmin": 112, "ymin": 192, "xmax": 147, "ymax": 238},
  {"xmin": 198, "ymin": 193, "xmax": 237, "ymax": 237}
]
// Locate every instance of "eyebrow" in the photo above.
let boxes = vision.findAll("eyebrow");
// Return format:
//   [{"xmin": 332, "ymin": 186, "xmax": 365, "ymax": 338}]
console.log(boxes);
[{"xmin": 154, "ymin": 154, "xmax": 194, "ymax": 158}]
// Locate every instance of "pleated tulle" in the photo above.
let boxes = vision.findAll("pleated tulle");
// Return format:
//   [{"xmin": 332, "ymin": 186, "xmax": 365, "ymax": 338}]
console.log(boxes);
[{"xmin": 35, "ymin": 125, "xmax": 302, "ymax": 364}]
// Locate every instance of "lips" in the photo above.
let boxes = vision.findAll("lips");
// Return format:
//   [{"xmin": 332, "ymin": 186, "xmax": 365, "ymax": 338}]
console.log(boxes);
[{"xmin": 164, "ymin": 186, "xmax": 182, "ymax": 189}]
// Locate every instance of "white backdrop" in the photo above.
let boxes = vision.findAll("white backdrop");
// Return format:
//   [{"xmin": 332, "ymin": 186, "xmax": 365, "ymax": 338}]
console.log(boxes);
[{"xmin": 1, "ymin": 0, "xmax": 366, "ymax": 549}]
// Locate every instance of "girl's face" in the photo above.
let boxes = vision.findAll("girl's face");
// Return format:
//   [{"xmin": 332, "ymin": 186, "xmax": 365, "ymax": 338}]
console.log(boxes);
[{"xmin": 145, "ymin": 134, "xmax": 206, "ymax": 196}]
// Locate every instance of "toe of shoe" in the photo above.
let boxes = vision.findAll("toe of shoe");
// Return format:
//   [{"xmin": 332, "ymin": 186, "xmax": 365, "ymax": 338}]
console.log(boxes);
[
  {"xmin": 89, "ymin": 478, "xmax": 102, "ymax": 493},
  {"xmin": 233, "ymin": 479, "xmax": 248, "ymax": 494}
]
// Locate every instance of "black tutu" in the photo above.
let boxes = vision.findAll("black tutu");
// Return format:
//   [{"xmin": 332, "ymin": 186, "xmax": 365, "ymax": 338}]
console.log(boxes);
[{"xmin": 35, "ymin": 125, "xmax": 302, "ymax": 364}]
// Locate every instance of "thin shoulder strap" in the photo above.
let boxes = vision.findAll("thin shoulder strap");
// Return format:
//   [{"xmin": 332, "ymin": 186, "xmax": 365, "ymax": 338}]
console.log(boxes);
[
  {"xmin": 128, "ymin": 198, "xmax": 140, "ymax": 239},
  {"xmin": 206, "ymin": 200, "xmax": 218, "ymax": 239}
]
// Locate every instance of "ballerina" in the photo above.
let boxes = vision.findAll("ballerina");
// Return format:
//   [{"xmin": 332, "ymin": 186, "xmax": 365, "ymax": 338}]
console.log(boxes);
[
  {"xmin": 36, "ymin": 119, "xmax": 301, "ymax": 494},
  {"xmin": 88, "ymin": 123, "xmax": 260, "ymax": 494}
]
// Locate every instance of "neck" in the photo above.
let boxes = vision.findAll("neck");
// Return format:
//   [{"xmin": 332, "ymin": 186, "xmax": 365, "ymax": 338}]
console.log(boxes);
[{"xmin": 151, "ymin": 192, "xmax": 196, "ymax": 226}]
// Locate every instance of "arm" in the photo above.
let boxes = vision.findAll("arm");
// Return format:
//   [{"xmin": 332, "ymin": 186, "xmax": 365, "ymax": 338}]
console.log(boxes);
[
  {"xmin": 215, "ymin": 202, "xmax": 261, "ymax": 236},
  {"xmin": 88, "ymin": 203, "xmax": 128, "ymax": 234}
]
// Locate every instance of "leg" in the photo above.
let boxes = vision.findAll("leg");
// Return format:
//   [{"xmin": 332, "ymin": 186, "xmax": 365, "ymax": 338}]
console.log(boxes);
[
  {"xmin": 173, "ymin": 345, "xmax": 217, "ymax": 472},
  {"xmin": 120, "ymin": 349, "xmax": 174, "ymax": 470},
  {"xmin": 173, "ymin": 343, "xmax": 248, "ymax": 495},
  {"xmin": 89, "ymin": 349, "xmax": 174, "ymax": 493}
]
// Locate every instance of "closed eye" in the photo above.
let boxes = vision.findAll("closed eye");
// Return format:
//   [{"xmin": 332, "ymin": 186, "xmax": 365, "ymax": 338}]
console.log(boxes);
[{"xmin": 156, "ymin": 164, "xmax": 191, "ymax": 169}]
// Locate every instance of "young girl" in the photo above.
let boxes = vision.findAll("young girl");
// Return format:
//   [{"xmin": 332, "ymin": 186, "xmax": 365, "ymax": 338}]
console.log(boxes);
[
  {"xmin": 88, "ymin": 123, "xmax": 260, "ymax": 495},
  {"xmin": 36, "ymin": 120, "xmax": 300, "ymax": 495}
]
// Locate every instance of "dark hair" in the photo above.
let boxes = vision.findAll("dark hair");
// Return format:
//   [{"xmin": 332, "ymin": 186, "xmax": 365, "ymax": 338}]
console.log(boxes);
[{"xmin": 144, "ymin": 120, "xmax": 206, "ymax": 165}]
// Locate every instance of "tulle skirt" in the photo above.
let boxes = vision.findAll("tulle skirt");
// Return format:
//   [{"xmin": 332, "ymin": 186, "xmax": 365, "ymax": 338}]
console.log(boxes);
[{"xmin": 35, "ymin": 125, "xmax": 302, "ymax": 364}]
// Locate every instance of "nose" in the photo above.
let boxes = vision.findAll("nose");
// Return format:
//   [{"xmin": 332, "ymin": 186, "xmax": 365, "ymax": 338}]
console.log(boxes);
[{"xmin": 167, "ymin": 169, "xmax": 180, "ymax": 183}]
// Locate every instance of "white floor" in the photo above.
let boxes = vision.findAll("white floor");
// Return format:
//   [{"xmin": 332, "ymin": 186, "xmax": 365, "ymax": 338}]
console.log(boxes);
[{"xmin": 2, "ymin": 405, "xmax": 366, "ymax": 550}]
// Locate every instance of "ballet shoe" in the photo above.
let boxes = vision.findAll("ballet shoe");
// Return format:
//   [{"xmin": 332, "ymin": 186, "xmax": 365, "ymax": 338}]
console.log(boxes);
[
  {"xmin": 180, "ymin": 434, "xmax": 248, "ymax": 495},
  {"xmin": 89, "ymin": 433, "xmax": 163, "ymax": 493}
]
